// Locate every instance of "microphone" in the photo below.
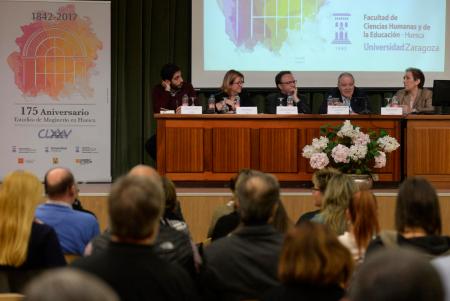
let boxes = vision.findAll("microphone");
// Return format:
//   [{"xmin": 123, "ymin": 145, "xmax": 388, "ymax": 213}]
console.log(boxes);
[{"xmin": 355, "ymin": 96, "xmax": 371, "ymax": 114}]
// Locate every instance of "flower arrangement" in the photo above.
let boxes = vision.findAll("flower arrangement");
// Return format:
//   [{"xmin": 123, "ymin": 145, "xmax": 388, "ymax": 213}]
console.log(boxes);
[{"xmin": 302, "ymin": 120, "xmax": 400, "ymax": 175}]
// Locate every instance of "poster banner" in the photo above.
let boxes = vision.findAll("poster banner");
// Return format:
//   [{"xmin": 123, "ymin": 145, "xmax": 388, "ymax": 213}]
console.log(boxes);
[{"xmin": 0, "ymin": 0, "xmax": 111, "ymax": 181}]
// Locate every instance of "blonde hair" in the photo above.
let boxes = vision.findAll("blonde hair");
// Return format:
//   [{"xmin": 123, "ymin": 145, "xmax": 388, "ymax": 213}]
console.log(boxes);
[
  {"xmin": 0, "ymin": 170, "xmax": 43, "ymax": 267},
  {"xmin": 320, "ymin": 174, "xmax": 358, "ymax": 235},
  {"xmin": 221, "ymin": 69, "xmax": 244, "ymax": 94}
]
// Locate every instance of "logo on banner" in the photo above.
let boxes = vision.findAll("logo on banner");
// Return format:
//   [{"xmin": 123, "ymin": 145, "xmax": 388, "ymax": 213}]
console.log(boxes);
[
  {"xmin": 7, "ymin": 5, "xmax": 103, "ymax": 99},
  {"xmin": 38, "ymin": 129, "xmax": 72, "ymax": 139},
  {"xmin": 12, "ymin": 146, "xmax": 16, "ymax": 153},
  {"xmin": 52, "ymin": 157, "xmax": 59, "ymax": 164},
  {"xmin": 18, "ymin": 158, "xmax": 24, "ymax": 164},
  {"xmin": 75, "ymin": 158, "xmax": 92, "ymax": 165},
  {"xmin": 332, "ymin": 13, "xmax": 351, "ymax": 45}
]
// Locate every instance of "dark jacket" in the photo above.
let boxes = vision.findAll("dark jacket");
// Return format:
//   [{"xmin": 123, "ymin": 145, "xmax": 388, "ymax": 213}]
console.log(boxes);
[
  {"xmin": 319, "ymin": 87, "xmax": 370, "ymax": 114},
  {"xmin": 266, "ymin": 92, "xmax": 311, "ymax": 114},
  {"xmin": 262, "ymin": 283, "xmax": 345, "ymax": 301},
  {"xmin": 214, "ymin": 90, "xmax": 254, "ymax": 112}
]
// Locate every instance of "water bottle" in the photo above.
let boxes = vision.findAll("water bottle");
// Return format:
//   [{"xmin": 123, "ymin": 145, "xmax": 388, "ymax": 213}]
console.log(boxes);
[
  {"xmin": 287, "ymin": 95, "xmax": 294, "ymax": 106},
  {"xmin": 182, "ymin": 94, "xmax": 189, "ymax": 106},
  {"xmin": 208, "ymin": 94, "xmax": 216, "ymax": 112},
  {"xmin": 222, "ymin": 98, "xmax": 229, "ymax": 113},
  {"xmin": 235, "ymin": 95, "xmax": 240, "ymax": 108},
  {"xmin": 391, "ymin": 96, "xmax": 399, "ymax": 106}
]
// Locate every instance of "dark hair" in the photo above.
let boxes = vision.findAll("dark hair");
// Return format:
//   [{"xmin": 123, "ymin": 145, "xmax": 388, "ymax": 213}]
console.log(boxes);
[
  {"xmin": 406, "ymin": 67, "xmax": 425, "ymax": 89},
  {"xmin": 312, "ymin": 168, "xmax": 341, "ymax": 193},
  {"xmin": 44, "ymin": 168, "xmax": 75, "ymax": 198},
  {"xmin": 229, "ymin": 169, "xmax": 253, "ymax": 193},
  {"xmin": 236, "ymin": 170, "xmax": 280, "ymax": 225},
  {"xmin": 350, "ymin": 248, "xmax": 444, "ymax": 301},
  {"xmin": 160, "ymin": 63, "xmax": 181, "ymax": 81},
  {"xmin": 395, "ymin": 177, "xmax": 441, "ymax": 235},
  {"xmin": 162, "ymin": 176, "xmax": 177, "ymax": 212},
  {"xmin": 109, "ymin": 175, "xmax": 164, "ymax": 240},
  {"xmin": 278, "ymin": 222, "xmax": 353, "ymax": 286},
  {"xmin": 275, "ymin": 71, "xmax": 292, "ymax": 86}
]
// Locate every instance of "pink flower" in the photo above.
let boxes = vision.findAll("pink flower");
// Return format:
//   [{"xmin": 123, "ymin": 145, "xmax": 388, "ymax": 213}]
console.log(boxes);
[
  {"xmin": 374, "ymin": 152, "xmax": 386, "ymax": 168},
  {"xmin": 331, "ymin": 144, "xmax": 350, "ymax": 163},
  {"xmin": 353, "ymin": 132, "xmax": 370, "ymax": 146},
  {"xmin": 310, "ymin": 153, "xmax": 329, "ymax": 169}
]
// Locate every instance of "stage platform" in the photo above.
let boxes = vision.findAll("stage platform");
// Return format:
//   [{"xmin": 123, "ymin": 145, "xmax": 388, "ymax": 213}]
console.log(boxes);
[{"xmin": 78, "ymin": 184, "xmax": 450, "ymax": 243}]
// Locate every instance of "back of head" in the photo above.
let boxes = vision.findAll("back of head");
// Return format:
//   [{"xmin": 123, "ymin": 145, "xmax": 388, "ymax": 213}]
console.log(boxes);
[
  {"xmin": 24, "ymin": 268, "xmax": 119, "ymax": 301},
  {"xmin": 312, "ymin": 168, "xmax": 341, "ymax": 193},
  {"xmin": 44, "ymin": 167, "xmax": 75, "ymax": 200},
  {"xmin": 160, "ymin": 63, "xmax": 180, "ymax": 81},
  {"xmin": 279, "ymin": 222, "xmax": 353, "ymax": 286},
  {"xmin": 349, "ymin": 248, "xmax": 444, "ymax": 301},
  {"xmin": 162, "ymin": 176, "xmax": 177, "ymax": 212},
  {"xmin": 349, "ymin": 190, "xmax": 380, "ymax": 252},
  {"xmin": 236, "ymin": 170, "xmax": 280, "ymax": 225},
  {"xmin": 108, "ymin": 175, "xmax": 164, "ymax": 241},
  {"xmin": 395, "ymin": 177, "xmax": 441, "ymax": 235},
  {"xmin": 321, "ymin": 174, "xmax": 358, "ymax": 235},
  {"xmin": 0, "ymin": 170, "xmax": 43, "ymax": 266}
]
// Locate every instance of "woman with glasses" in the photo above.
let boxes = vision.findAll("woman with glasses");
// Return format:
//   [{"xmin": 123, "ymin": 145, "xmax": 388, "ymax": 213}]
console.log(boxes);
[{"xmin": 215, "ymin": 69, "xmax": 253, "ymax": 113}]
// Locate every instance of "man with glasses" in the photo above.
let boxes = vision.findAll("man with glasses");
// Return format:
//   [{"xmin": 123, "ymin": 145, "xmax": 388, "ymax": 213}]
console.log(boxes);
[{"xmin": 265, "ymin": 71, "xmax": 311, "ymax": 114}]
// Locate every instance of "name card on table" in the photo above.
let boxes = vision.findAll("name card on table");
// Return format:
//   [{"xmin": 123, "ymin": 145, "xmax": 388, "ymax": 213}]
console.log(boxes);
[
  {"xmin": 276, "ymin": 106, "xmax": 298, "ymax": 115},
  {"xmin": 327, "ymin": 106, "xmax": 349, "ymax": 115},
  {"xmin": 181, "ymin": 106, "xmax": 203, "ymax": 114},
  {"xmin": 160, "ymin": 110, "xmax": 175, "ymax": 114},
  {"xmin": 381, "ymin": 107, "xmax": 403, "ymax": 115},
  {"xmin": 236, "ymin": 107, "xmax": 258, "ymax": 114}
]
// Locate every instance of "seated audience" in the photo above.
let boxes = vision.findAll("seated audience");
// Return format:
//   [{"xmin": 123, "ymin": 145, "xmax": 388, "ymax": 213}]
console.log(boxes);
[
  {"xmin": 296, "ymin": 168, "xmax": 341, "ymax": 224},
  {"xmin": 215, "ymin": 69, "xmax": 253, "ymax": 113},
  {"xmin": 262, "ymin": 222, "xmax": 353, "ymax": 301},
  {"xmin": 366, "ymin": 177, "xmax": 450, "ymax": 258},
  {"xmin": 203, "ymin": 170, "xmax": 284, "ymax": 300},
  {"xmin": 24, "ymin": 268, "xmax": 119, "ymax": 301},
  {"xmin": 266, "ymin": 71, "xmax": 311, "ymax": 114},
  {"xmin": 433, "ymin": 255, "xmax": 450, "ymax": 301},
  {"xmin": 161, "ymin": 176, "xmax": 189, "ymax": 235},
  {"xmin": 35, "ymin": 167, "xmax": 100, "ymax": 255},
  {"xmin": 311, "ymin": 173, "xmax": 358, "ymax": 235},
  {"xmin": 393, "ymin": 67, "xmax": 434, "ymax": 113},
  {"xmin": 339, "ymin": 190, "xmax": 380, "ymax": 264},
  {"xmin": 349, "ymin": 249, "xmax": 444, "ymax": 301},
  {"xmin": 320, "ymin": 72, "xmax": 370, "ymax": 114},
  {"xmin": 0, "ymin": 170, "xmax": 65, "ymax": 292},
  {"xmin": 72, "ymin": 173, "xmax": 197, "ymax": 300}
]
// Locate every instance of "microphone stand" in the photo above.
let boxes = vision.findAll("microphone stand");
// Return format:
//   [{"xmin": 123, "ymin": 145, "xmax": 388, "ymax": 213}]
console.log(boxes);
[{"xmin": 357, "ymin": 96, "xmax": 371, "ymax": 114}]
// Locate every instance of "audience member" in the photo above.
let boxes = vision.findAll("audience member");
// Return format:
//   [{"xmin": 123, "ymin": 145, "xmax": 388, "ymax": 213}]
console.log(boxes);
[
  {"xmin": 262, "ymin": 222, "xmax": 353, "ymax": 301},
  {"xmin": 36, "ymin": 167, "xmax": 99, "ymax": 255},
  {"xmin": 433, "ymin": 255, "xmax": 450, "ymax": 301},
  {"xmin": 394, "ymin": 67, "xmax": 433, "ymax": 114},
  {"xmin": 349, "ymin": 248, "xmax": 444, "ymax": 301},
  {"xmin": 311, "ymin": 173, "xmax": 358, "ymax": 235},
  {"xmin": 366, "ymin": 177, "xmax": 450, "ymax": 258},
  {"xmin": 214, "ymin": 69, "xmax": 253, "ymax": 113},
  {"xmin": 296, "ymin": 168, "xmax": 341, "ymax": 224},
  {"xmin": 24, "ymin": 268, "xmax": 119, "ymax": 301},
  {"xmin": 265, "ymin": 71, "xmax": 311, "ymax": 114},
  {"xmin": 72, "ymin": 173, "xmax": 197, "ymax": 300},
  {"xmin": 320, "ymin": 72, "xmax": 370, "ymax": 114},
  {"xmin": 339, "ymin": 190, "xmax": 380, "ymax": 264},
  {"xmin": 161, "ymin": 176, "xmax": 189, "ymax": 235},
  {"xmin": 203, "ymin": 170, "xmax": 284, "ymax": 300},
  {"xmin": 0, "ymin": 170, "xmax": 65, "ymax": 292}
]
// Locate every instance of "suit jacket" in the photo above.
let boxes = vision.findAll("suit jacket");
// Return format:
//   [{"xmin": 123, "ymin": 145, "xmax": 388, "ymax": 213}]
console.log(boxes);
[
  {"xmin": 214, "ymin": 90, "xmax": 254, "ymax": 112},
  {"xmin": 319, "ymin": 87, "xmax": 369, "ymax": 114},
  {"xmin": 394, "ymin": 88, "xmax": 434, "ymax": 113},
  {"xmin": 266, "ymin": 92, "xmax": 311, "ymax": 114}
]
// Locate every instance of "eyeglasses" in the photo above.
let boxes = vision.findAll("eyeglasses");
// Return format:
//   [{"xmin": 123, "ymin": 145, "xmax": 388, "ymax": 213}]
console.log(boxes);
[
  {"xmin": 280, "ymin": 80, "xmax": 297, "ymax": 85},
  {"xmin": 232, "ymin": 81, "xmax": 244, "ymax": 85}
]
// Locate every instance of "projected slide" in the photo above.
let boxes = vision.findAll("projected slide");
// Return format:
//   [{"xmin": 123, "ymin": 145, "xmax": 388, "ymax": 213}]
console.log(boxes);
[{"xmin": 205, "ymin": 0, "xmax": 446, "ymax": 72}]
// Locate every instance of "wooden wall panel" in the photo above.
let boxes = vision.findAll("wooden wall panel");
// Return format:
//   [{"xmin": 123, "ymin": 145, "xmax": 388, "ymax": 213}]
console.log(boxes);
[
  {"xmin": 212, "ymin": 128, "xmax": 251, "ymax": 172},
  {"xmin": 165, "ymin": 128, "xmax": 204, "ymax": 172},
  {"xmin": 260, "ymin": 128, "xmax": 298, "ymax": 172}
]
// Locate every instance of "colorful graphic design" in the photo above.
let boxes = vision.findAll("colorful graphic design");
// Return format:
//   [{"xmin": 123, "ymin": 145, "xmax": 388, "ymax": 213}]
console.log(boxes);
[
  {"xmin": 7, "ymin": 5, "xmax": 102, "ymax": 99},
  {"xmin": 217, "ymin": 0, "xmax": 325, "ymax": 51}
]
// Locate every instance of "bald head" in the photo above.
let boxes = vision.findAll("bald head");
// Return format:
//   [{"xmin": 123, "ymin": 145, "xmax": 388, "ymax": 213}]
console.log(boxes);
[
  {"xmin": 129, "ymin": 165, "xmax": 160, "ymax": 181},
  {"xmin": 44, "ymin": 167, "xmax": 75, "ymax": 202}
]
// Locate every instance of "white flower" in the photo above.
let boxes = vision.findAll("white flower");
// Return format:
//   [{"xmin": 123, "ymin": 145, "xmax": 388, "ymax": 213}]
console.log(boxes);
[
  {"xmin": 337, "ymin": 120, "xmax": 359, "ymax": 139},
  {"xmin": 331, "ymin": 144, "xmax": 350, "ymax": 163},
  {"xmin": 377, "ymin": 136, "xmax": 400, "ymax": 153},
  {"xmin": 302, "ymin": 145, "xmax": 316, "ymax": 159},
  {"xmin": 312, "ymin": 136, "xmax": 329, "ymax": 150},
  {"xmin": 310, "ymin": 152, "xmax": 329, "ymax": 169},
  {"xmin": 353, "ymin": 132, "xmax": 370, "ymax": 146},
  {"xmin": 349, "ymin": 144, "xmax": 368, "ymax": 161},
  {"xmin": 374, "ymin": 151, "xmax": 386, "ymax": 168}
]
